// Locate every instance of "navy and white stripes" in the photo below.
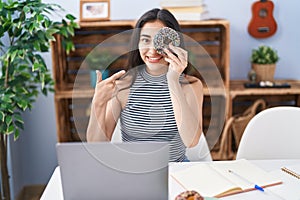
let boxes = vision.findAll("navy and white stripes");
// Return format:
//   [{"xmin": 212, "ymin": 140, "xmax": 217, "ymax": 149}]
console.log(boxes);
[{"xmin": 120, "ymin": 67, "xmax": 186, "ymax": 162}]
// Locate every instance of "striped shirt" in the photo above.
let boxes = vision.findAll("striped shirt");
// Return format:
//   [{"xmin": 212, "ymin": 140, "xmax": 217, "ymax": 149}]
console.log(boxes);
[{"xmin": 120, "ymin": 67, "xmax": 186, "ymax": 162}]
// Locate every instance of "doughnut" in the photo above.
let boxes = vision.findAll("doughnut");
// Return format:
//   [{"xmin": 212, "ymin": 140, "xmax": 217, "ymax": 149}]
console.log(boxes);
[
  {"xmin": 175, "ymin": 190, "xmax": 204, "ymax": 200},
  {"xmin": 153, "ymin": 27, "xmax": 180, "ymax": 55}
]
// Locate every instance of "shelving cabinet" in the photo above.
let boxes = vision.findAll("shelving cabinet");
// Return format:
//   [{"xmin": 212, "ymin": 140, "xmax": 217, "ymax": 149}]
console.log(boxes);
[{"xmin": 51, "ymin": 19, "xmax": 230, "ymax": 155}]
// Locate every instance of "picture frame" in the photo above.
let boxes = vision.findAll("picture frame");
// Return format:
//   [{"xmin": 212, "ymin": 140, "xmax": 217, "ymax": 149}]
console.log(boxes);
[{"xmin": 80, "ymin": 0, "xmax": 110, "ymax": 22}]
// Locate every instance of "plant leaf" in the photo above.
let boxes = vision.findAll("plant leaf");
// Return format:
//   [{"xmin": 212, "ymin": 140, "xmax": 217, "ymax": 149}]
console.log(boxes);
[{"xmin": 0, "ymin": 111, "xmax": 5, "ymax": 122}]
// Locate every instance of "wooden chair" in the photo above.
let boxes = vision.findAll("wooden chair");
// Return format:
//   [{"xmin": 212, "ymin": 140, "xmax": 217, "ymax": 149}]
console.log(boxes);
[{"xmin": 211, "ymin": 99, "xmax": 266, "ymax": 160}]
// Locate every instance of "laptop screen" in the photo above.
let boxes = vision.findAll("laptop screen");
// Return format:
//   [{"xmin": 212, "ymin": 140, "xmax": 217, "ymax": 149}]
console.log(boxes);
[{"xmin": 56, "ymin": 142, "xmax": 169, "ymax": 200}]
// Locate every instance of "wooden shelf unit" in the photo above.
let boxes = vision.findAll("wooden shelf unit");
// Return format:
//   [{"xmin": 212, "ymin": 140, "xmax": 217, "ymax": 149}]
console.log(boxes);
[{"xmin": 51, "ymin": 19, "xmax": 230, "ymax": 154}]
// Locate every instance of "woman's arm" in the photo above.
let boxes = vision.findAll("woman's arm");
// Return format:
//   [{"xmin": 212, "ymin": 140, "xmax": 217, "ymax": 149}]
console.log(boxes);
[
  {"xmin": 86, "ymin": 70, "xmax": 125, "ymax": 142},
  {"xmin": 164, "ymin": 45, "xmax": 203, "ymax": 148},
  {"xmin": 168, "ymin": 76, "xmax": 203, "ymax": 148}
]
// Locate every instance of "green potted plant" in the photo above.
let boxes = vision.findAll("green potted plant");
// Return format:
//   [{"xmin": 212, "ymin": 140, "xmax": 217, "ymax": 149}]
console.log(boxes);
[
  {"xmin": 86, "ymin": 50, "xmax": 115, "ymax": 88},
  {"xmin": 250, "ymin": 45, "xmax": 279, "ymax": 82},
  {"xmin": 0, "ymin": 0, "xmax": 78, "ymax": 199}
]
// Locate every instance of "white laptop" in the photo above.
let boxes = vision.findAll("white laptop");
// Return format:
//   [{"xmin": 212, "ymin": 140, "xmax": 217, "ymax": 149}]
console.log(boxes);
[{"xmin": 56, "ymin": 142, "xmax": 169, "ymax": 200}]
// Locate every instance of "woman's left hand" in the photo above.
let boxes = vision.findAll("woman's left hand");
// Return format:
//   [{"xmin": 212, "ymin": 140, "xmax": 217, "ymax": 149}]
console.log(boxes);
[{"xmin": 164, "ymin": 44, "xmax": 188, "ymax": 79}]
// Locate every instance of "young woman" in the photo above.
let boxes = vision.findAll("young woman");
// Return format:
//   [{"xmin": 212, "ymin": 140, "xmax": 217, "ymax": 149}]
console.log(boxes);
[{"xmin": 87, "ymin": 8, "xmax": 203, "ymax": 162}]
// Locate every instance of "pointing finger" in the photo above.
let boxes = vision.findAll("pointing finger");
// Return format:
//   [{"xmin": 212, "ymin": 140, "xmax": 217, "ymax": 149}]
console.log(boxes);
[
  {"xmin": 96, "ymin": 70, "xmax": 102, "ymax": 83},
  {"xmin": 107, "ymin": 70, "xmax": 126, "ymax": 82}
]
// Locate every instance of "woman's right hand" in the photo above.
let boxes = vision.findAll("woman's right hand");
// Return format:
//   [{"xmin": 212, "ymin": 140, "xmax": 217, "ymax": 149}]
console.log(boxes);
[
  {"xmin": 93, "ymin": 70, "xmax": 126, "ymax": 106},
  {"xmin": 87, "ymin": 70, "xmax": 125, "ymax": 142}
]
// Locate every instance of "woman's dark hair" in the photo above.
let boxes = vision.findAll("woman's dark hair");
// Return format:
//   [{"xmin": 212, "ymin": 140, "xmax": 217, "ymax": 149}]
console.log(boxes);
[
  {"xmin": 117, "ymin": 8, "xmax": 197, "ymax": 102},
  {"xmin": 127, "ymin": 8, "xmax": 185, "ymax": 70}
]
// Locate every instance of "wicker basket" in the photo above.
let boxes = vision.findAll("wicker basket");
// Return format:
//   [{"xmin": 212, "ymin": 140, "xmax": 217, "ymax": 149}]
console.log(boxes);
[
  {"xmin": 252, "ymin": 63, "xmax": 276, "ymax": 82},
  {"xmin": 231, "ymin": 99, "xmax": 266, "ymax": 148}
]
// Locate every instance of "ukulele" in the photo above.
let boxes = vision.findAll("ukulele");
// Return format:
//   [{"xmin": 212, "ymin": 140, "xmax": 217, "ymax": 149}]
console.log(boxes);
[{"xmin": 248, "ymin": 0, "xmax": 277, "ymax": 38}]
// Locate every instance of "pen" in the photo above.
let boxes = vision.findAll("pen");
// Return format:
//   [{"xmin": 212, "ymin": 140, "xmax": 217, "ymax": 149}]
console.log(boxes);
[{"xmin": 228, "ymin": 169, "xmax": 264, "ymax": 192}]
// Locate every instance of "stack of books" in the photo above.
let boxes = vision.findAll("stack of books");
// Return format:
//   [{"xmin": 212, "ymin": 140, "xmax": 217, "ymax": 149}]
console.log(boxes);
[{"xmin": 160, "ymin": 0, "xmax": 208, "ymax": 21}]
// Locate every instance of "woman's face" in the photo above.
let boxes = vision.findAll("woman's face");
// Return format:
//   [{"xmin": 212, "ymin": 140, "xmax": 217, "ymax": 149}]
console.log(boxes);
[{"xmin": 138, "ymin": 20, "xmax": 169, "ymax": 75}]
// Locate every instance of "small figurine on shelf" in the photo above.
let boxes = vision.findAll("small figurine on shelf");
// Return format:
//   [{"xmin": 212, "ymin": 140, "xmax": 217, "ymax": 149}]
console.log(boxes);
[
  {"xmin": 259, "ymin": 80, "xmax": 274, "ymax": 87},
  {"xmin": 248, "ymin": 69, "xmax": 257, "ymax": 83}
]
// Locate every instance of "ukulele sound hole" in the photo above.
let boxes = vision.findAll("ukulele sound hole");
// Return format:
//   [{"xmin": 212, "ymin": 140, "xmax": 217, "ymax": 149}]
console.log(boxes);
[{"xmin": 259, "ymin": 8, "xmax": 268, "ymax": 18}]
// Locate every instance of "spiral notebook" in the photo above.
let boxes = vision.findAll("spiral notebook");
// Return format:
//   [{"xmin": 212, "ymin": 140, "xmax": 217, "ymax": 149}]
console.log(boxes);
[
  {"xmin": 268, "ymin": 163, "xmax": 300, "ymax": 199},
  {"xmin": 281, "ymin": 164, "xmax": 300, "ymax": 179}
]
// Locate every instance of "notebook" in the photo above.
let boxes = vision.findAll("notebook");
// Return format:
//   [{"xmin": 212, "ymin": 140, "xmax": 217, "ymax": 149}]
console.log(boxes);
[
  {"xmin": 171, "ymin": 159, "xmax": 282, "ymax": 198},
  {"xmin": 56, "ymin": 142, "xmax": 169, "ymax": 200}
]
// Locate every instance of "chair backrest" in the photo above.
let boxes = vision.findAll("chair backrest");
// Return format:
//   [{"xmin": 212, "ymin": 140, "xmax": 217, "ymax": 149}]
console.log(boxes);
[
  {"xmin": 185, "ymin": 133, "xmax": 212, "ymax": 161},
  {"xmin": 236, "ymin": 106, "xmax": 300, "ymax": 160},
  {"xmin": 111, "ymin": 120, "xmax": 212, "ymax": 162}
]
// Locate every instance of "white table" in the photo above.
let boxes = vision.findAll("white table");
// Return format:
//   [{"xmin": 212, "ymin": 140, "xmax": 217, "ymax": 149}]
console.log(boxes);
[{"xmin": 41, "ymin": 159, "xmax": 300, "ymax": 200}]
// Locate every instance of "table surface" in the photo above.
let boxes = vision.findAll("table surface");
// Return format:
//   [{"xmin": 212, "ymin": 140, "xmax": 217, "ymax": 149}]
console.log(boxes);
[{"xmin": 41, "ymin": 159, "xmax": 300, "ymax": 200}]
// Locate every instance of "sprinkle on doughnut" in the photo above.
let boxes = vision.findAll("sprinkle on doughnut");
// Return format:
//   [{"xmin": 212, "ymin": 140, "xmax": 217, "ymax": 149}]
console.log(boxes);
[
  {"xmin": 175, "ymin": 190, "xmax": 204, "ymax": 200},
  {"xmin": 153, "ymin": 27, "xmax": 180, "ymax": 55}
]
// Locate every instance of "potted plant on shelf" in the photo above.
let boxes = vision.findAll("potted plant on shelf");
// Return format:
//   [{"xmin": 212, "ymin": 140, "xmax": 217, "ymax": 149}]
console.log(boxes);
[
  {"xmin": 0, "ymin": 0, "xmax": 78, "ymax": 199},
  {"xmin": 86, "ymin": 50, "xmax": 116, "ymax": 88},
  {"xmin": 250, "ymin": 45, "xmax": 279, "ymax": 82}
]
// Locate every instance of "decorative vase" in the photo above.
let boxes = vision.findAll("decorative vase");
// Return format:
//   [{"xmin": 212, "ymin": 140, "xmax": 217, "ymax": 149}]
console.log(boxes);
[
  {"xmin": 252, "ymin": 63, "xmax": 276, "ymax": 82},
  {"xmin": 90, "ymin": 69, "xmax": 109, "ymax": 88}
]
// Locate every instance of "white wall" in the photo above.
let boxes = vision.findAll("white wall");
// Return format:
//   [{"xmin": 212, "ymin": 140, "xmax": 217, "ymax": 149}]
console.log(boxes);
[{"xmin": 10, "ymin": 0, "xmax": 300, "ymax": 198}]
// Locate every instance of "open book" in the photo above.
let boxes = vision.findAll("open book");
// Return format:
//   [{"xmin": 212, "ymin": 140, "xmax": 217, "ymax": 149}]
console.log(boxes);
[{"xmin": 171, "ymin": 159, "xmax": 282, "ymax": 198}]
